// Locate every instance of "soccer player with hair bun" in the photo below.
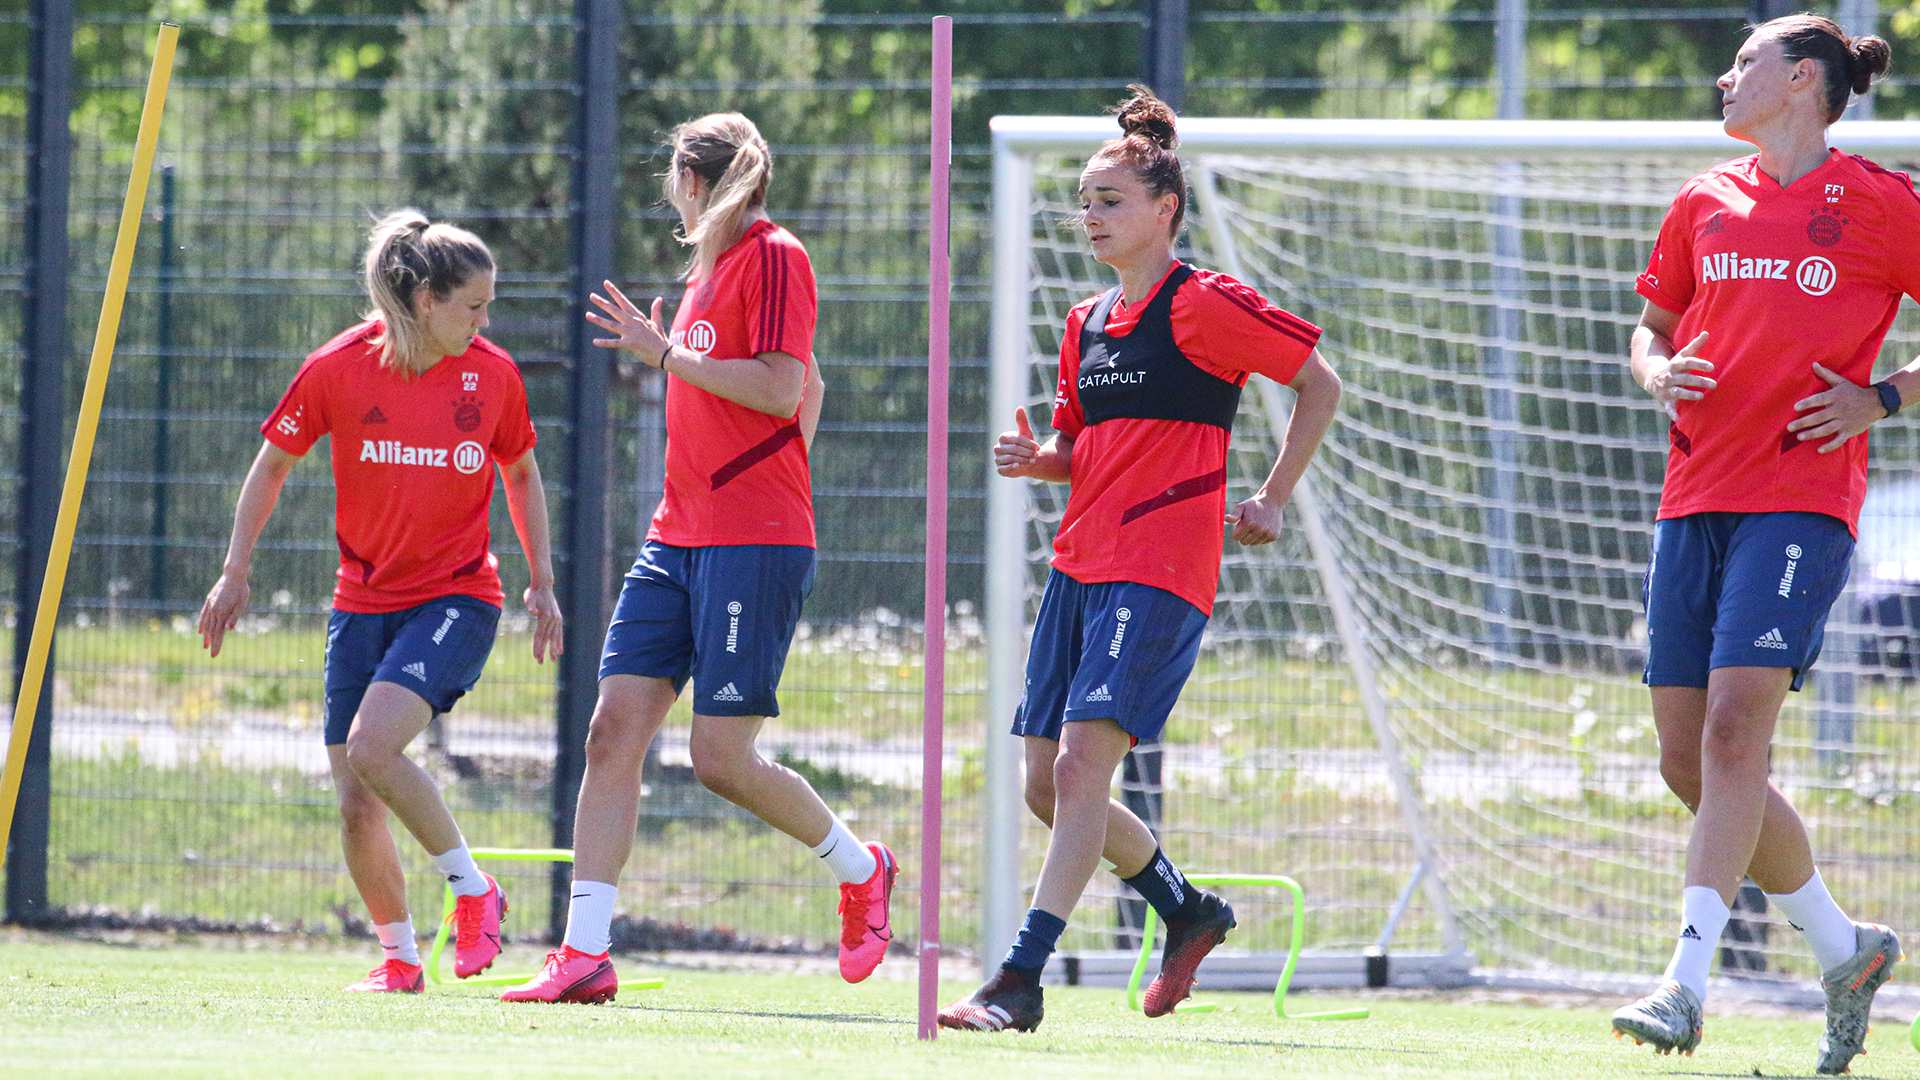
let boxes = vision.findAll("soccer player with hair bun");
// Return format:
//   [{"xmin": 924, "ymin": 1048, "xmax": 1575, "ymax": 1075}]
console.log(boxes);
[
  {"xmin": 1610, "ymin": 16, "xmax": 1915, "ymax": 1073},
  {"xmin": 939, "ymin": 86, "xmax": 1342, "ymax": 1033},
  {"xmin": 199, "ymin": 210, "xmax": 563, "ymax": 993},
  {"xmin": 502, "ymin": 112, "xmax": 890, "ymax": 1006}
]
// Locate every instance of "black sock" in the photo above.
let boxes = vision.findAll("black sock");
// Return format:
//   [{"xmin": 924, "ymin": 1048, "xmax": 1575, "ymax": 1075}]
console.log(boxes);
[{"xmin": 1122, "ymin": 848, "xmax": 1204, "ymax": 923}]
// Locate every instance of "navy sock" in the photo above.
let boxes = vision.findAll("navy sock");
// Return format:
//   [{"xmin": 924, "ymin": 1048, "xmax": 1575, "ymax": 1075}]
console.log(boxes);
[
  {"xmin": 1001, "ymin": 908, "xmax": 1067, "ymax": 974},
  {"xmin": 1122, "ymin": 848, "xmax": 1204, "ymax": 923}
]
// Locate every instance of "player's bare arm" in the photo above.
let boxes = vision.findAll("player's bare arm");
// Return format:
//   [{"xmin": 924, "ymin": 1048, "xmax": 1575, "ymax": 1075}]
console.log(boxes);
[
  {"xmin": 799, "ymin": 354, "xmax": 827, "ymax": 450},
  {"xmin": 198, "ymin": 440, "xmax": 300, "ymax": 658},
  {"xmin": 994, "ymin": 405, "xmax": 1072, "ymax": 482},
  {"xmin": 1788, "ymin": 357, "xmax": 1920, "ymax": 453},
  {"xmin": 588, "ymin": 281, "xmax": 806, "ymax": 417},
  {"xmin": 498, "ymin": 449, "xmax": 565, "ymax": 663},
  {"xmin": 1230, "ymin": 348, "xmax": 1341, "ymax": 546},
  {"xmin": 1631, "ymin": 300, "xmax": 1714, "ymax": 420}
]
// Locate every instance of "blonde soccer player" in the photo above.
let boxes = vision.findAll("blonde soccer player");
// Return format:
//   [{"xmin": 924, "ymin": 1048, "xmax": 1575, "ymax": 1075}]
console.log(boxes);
[
  {"xmin": 938, "ymin": 87, "xmax": 1342, "ymax": 1032},
  {"xmin": 501, "ymin": 113, "xmax": 890, "ymax": 1005},
  {"xmin": 1608, "ymin": 16, "xmax": 1916, "ymax": 1073},
  {"xmin": 199, "ymin": 211, "xmax": 563, "ymax": 992}
]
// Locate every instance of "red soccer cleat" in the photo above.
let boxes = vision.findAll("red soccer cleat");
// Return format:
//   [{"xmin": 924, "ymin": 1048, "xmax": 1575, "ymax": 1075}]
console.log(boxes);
[
  {"xmin": 837, "ymin": 842, "xmax": 897, "ymax": 983},
  {"xmin": 499, "ymin": 946, "xmax": 619, "ymax": 1005},
  {"xmin": 452, "ymin": 872, "xmax": 507, "ymax": 979},
  {"xmin": 1143, "ymin": 892, "xmax": 1236, "ymax": 1017},
  {"xmin": 344, "ymin": 959, "xmax": 424, "ymax": 993}
]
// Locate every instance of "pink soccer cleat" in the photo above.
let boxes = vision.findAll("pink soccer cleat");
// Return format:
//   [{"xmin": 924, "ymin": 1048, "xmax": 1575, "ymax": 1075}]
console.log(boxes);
[
  {"xmin": 837, "ymin": 841, "xmax": 897, "ymax": 983},
  {"xmin": 499, "ymin": 945, "xmax": 619, "ymax": 1005},
  {"xmin": 452, "ymin": 872, "xmax": 507, "ymax": 979},
  {"xmin": 343, "ymin": 959, "xmax": 424, "ymax": 993}
]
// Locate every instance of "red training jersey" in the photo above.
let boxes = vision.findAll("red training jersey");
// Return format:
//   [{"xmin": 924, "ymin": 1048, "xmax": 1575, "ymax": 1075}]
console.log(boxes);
[
  {"xmin": 649, "ymin": 219, "xmax": 819, "ymax": 548},
  {"xmin": 262, "ymin": 322, "xmax": 538, "ymax": 613},
  {"xmin": 1050, "ymin": 262, "xmax": 1321, "ymax": 614},
  {"xmin": 1636, "ymin": 150, "xmax": 1920, "ymax": 533}
]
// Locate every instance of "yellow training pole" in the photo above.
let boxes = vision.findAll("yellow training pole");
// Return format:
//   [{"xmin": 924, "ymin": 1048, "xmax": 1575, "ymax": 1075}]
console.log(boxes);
[{"xmin": 0, "ymin": 24, "xmax": 179, "ymax": 865}]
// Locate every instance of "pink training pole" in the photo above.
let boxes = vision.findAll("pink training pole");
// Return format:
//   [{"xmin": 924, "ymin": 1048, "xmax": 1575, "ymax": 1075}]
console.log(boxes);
[{"xmin": 918, "ymin": 13, "xmax": 953, "ymax": 1043}]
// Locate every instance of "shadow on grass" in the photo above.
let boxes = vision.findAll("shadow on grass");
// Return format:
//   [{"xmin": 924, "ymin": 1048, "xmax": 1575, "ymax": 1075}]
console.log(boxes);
[
  {"xmin": 633, "ymin": 1004, "xmax": 902, "ymax": 1026},
  {"xmin": 1192, "ymin": 1035, "xmax": 1438, "ymax": 1055}
]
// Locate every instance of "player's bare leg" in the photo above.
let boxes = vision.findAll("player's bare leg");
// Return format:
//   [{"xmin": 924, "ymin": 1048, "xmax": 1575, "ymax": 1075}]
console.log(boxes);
[
  {"xmin": 570, "ymin": 675, "xmax": 681, "ymax": 885},
  {"xmin": 1030, "ymin": 719, "xmax": 1137, "ymax": 916},
  {"xmin": 1020, "ymin": 734, "xmax": 1157, "ymax": 877},
  {"xmin": 330, "ymin": 742, "xmax": 425, "ymax": 992}
]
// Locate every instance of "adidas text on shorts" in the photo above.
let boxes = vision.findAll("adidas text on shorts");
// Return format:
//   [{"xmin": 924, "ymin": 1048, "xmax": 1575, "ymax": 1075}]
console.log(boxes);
[{"xmin": 1012, "ymin": 570, "xmax": 1208, "ymax": 743}]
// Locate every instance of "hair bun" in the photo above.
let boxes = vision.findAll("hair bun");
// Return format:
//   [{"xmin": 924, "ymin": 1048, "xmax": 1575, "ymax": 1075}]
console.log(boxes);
[
  {"xmin": 1114, "ymin": 84, "xmax": 1178, "ymax": 151},
  {"xmin": 1850, "ymin": 35, "xmax": 1892, "ymax": 93}
]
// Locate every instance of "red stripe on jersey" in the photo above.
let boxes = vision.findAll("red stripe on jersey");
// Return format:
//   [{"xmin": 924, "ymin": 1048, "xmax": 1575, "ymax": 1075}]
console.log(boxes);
[
  {"xmin": 450, "ymin": 546, "xmax": 487, "ymax": 579},
  {"xmin": 710, "ymin": 421, "xmax": 803, "ymax": 490},
  {"xmin": 1118, "ymin": 466, "xmax": 1228, "ymax": 526},
  {"xmin": 1209, "ymin": 279, "xmax": 1319, "ymax": 348}
]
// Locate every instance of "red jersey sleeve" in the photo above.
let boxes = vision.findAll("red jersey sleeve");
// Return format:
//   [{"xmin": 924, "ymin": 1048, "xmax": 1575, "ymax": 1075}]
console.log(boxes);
[
  {"xmin": 742, "ymin": 231, "xmax": 818, "ymax": 362},
  {"xmin": 490, "ymin": 363, "xmax": 537, "ymax": 464},
  {"xmin": 1051, "ymin": 304, "xmax": 1091, "ymax": 439},
  {"xmin": 1878, "ymin": 169, "xmax": 1920, "ymax": 302},
  {"xmin": 1637, "ymin": 183, "xmax": 1699, "ymax": 313},
  {"xmin": 1175, "ymin": 270, "xmax": 1321, "ymax": 384},
  {"xmin": 260, "ymin": 359, "xmax": 330, "ymax": 456}
]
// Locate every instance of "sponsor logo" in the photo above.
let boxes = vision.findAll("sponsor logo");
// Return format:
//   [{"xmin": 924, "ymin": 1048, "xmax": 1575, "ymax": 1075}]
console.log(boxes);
[
  {"xmin": 726, "ymin": 601, "xmax": 742, "ymax": 653},
  {"xmin": 1080, "ymin": 370, "xmax": 1146, "ymax": 389},
  {"xmin": 684, "ymin": 320, "xmax": 718, "ymax": 354},
  {"xmin": 462, "ymin": 371, "xmax": 479, "ymax": 392},
  {"xmin": 1699, "ymin": 251, "xmax": 1790, "ymax": 283},
  {"xmin": 452, "ymin": 441, "xmax": 487, "ymax": 474},
  {"xmin": 1154, "ymin": 861, "xmax": 1187, "ymax": 906},
  {"xmin": 1680, "ymin": 924, "xmax": 1702, "ymax": 941},
  {"xmin": 402, "ymin": 661, "xmax": 427, "ymax": 681},
  {"xmin": 1779, "ymin": 546, "xmax": 1800, "ymax": 597},
  {"xmin": 276, "ymin": 414, "xmax": 300, "ymax": 436},
  {"xmin": 431, "ymin": 607, "xmax": 460, "ymax": 645},
  {"xmin": 1796, "ymin": 256, "xmax": 1837, "ymax": 297},
  {"xmin": 1085, "ymin": 683, "xmax": 1112, "ymax": 703},
  {"xmin": 713, "ymin": 681, "xmax": 745, "ymax": 703},
  {"xmin": 360, "ymin": 439, "xmax": 450, "ymax": 468},
  {"xmin": 1109, "ymin": 608, "xmax": 1131, "ymax": 658},
  {"xmin": 361, "ymin": 406, "xmax": 388, "ymax": 424},
  {"xmin": 1702, "ymin": 211, "xmax": 1727, "ymax": 236},
  {"xmin": 1755, "ymin": 627, "xmax": 1790, "ymax": 650},
  {"xmin": 1807, "ymin": 211, "xmax": 1846, "ymax": 247},
  {"xmin": 452, "ymin": 395, "xmax": 483, "ymax": 433}
]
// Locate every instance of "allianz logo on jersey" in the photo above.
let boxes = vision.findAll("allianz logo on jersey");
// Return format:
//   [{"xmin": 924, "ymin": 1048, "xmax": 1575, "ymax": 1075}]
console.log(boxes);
[
  {"xmin": 669, "ymin": 320, "xmax": 718, "ymax": 355},
  {"xmin": 359, "ymin": 438, "xmax": 488, "ymax": 475},
  {"xmin": 1700, "ymin": 252, "xmax": 1837, "ymax": 296}
]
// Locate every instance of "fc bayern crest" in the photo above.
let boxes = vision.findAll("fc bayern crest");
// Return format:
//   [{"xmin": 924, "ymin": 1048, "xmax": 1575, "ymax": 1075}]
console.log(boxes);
[
  {"xmin": 1806, "ymin": 210, "xmax": 1846, "ymax": 248},
  {"xmin": 452, "ymin": 394, "xmax": 483, "ymax": 433}
]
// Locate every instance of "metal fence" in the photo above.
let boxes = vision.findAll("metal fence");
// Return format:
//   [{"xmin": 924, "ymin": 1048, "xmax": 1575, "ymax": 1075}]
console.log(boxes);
[{"xmin": 5, "ymin": 0, "xmax": 1918, "ymax": 964}]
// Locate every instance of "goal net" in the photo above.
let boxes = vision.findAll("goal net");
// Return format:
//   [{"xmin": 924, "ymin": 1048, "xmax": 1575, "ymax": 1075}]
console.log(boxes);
[{"xmin": 985, "ymin": 118, "xmax": 1920, "ymax": 982}]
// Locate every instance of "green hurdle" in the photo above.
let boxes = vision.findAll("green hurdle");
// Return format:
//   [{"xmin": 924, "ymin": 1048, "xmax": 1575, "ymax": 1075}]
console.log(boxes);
[
  {"xmin": 1125, "ymin": 873, "xmax": 1369, "ymax": 1020},
  {"xmin": 424, "ymin": 846, "xmax": 666, "ymax": 993}
]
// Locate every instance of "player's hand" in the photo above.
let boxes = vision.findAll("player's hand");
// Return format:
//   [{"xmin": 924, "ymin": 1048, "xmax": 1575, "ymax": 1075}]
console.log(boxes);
[
  {"xmin": 197, "ymin": 571, "xmax": 250, "ymax": 658},
  {"xmin": 524, "ymin": 583, "xmax": 565, "ymax": 664},
  {"xmin": 587, "ymin": 281, "xmax": 671, "ymax": 367},
  {"xmin": 1227, "ymin": 491, "xmax": 1285, "ymax": 546},
  {"xmin": 1642, "ymin": 332, "xmax": 1715, "ymax": 420},
  {"xmin": 1789, "ymin": 362, "xmax": 1883, "ymax": 454},
  {"xmin": 994, "ymin": 407, "xmax": 1042, "ymax": 478}
]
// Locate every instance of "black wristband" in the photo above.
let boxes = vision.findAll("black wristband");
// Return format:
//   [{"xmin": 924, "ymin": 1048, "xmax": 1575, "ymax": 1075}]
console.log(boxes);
[{"xmin": 1875, "ymin": 379, "xmax": 1902, "ymax": 418}]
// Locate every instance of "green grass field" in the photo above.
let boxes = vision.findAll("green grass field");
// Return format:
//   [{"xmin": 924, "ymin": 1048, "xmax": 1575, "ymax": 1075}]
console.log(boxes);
[{"xmin": 4, "ymin": 934, "xmax": 1920, "ymax": 1079}]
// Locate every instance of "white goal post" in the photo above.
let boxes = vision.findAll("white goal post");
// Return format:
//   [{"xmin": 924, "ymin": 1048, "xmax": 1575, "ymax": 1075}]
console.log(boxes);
[{"xmin": 983, "ymin": 118, "xmax": 1920, "ymax": 985}]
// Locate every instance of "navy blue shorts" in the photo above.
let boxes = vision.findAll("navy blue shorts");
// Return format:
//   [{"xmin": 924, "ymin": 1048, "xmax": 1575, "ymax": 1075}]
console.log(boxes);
[
  {"xmin": 323, "ymin": 595, "xmax": 501, "ymax": 745},
  {"xmin": 1012, "ymin": 570, "xmax": 1209, "ymax": 743},
  {"xmin": 599, "ymin": 541, "xmax": 815, "ymax": 717},
  {"xmin": 1644, "ymin": 511, "xmax": 1853, "ymax": 692}
]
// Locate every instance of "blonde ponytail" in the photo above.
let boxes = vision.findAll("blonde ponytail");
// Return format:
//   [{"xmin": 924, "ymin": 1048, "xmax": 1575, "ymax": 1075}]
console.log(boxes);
[
  {"xmin": 361, "ymin": 209, "xmax": 494, "ymax": 375},
  {"xmin": 665, "ymin": 113, "xmax": 773, "ymax": 279}
]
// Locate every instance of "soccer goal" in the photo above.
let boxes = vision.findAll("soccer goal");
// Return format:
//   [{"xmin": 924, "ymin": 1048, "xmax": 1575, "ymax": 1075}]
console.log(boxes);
[{"xmin": 983, "ymin": 117, "xmax": 1920, "ymax": 987}]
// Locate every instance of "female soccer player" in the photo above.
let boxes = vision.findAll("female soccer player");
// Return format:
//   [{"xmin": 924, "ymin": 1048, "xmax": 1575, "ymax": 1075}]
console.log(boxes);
[
  {"xmin": 938, "ymin": 88, "xmax": 1342, "ymax": 1033},
  {"xmin": 502, "ymin": 113, "xmax": 887, "ymax": 1006},
  {"xmin": 198, "ymin": 211, "xmax": 564, "ymax": 993},
  {"xmin": 1609, "ymin": 17, "xmax": 1914, "ymax": 1072}
]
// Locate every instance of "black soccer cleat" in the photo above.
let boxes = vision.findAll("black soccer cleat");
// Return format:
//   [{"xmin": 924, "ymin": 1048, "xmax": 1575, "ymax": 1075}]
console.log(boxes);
[
  {"xmin": 1144, "ymin": 892, "xmax": 1236, "ymax": 1017},
  {"xmin": 937, "ymin": 965, "xmax": 1045, "ymax": 1032}
]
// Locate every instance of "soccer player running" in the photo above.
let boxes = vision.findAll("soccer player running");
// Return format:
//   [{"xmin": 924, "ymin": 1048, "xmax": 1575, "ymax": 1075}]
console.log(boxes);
[
  {"xmin": 502, "ymin": 113, "xmax": 889, "ymax": 1006},
  {"xmin": 939, "ymin": 88, "xmax": 1342, "ymax": 1033},
  {"xmin": 199, "ymin": 211, "xmax": 564, "ymax": 993},
  {"xmin": 1609, "ymin": 16, "xmax": 1914, "ymax": 1072}
]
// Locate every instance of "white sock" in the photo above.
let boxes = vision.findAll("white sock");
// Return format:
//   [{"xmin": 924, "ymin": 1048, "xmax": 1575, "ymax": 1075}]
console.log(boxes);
[
  {"xmin": 563, "ymin": 879, "xmax": 618, "ymax": 957},
  {"xmin": 1662, "ymin": 885, "xmax": 1731, "ymax": 1000},
  {"xmin": 808, "ymin": 816, "xmax": 878, "ymax": 884},
  {"xmin": 374, "ymin": 919, "xmax": 419, "ymax": 966},
  {"xmin": 428, "ymin": 840, "xmax": 489, "ymax": 897},
  {"xmin": 1767, "ymin": 870, "xmax": 1859, "ymax": 973}
]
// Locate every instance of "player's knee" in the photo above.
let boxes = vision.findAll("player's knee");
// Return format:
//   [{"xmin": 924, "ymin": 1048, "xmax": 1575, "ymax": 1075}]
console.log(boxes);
[
  {"xmin": 1023, "ymin": 777, "xmax": 1056, "ymax": 825},
  {"xmin": 1049, "ymin": 749, "xmax": 1109, "ymax": 802},
  {"xmin": 583, "ymin": 709, "xmax": 643, "ymax": 769},
  {"xmin": 336, "ymin": 788, "xmax": 387, "ymax": 834},
  {"xmin": 1658, "ymin": 755, "xmax": 1703, "ymax": 810},
  {"xmin": 1698, "ymin": 711, "xmax": 1771, "ymax": 769},
  {"xmin": 341, "ymin": 730, "xmax": 388, "ymax": 779},
  {"xmin": 688, "ymin": 738, "xmax": 749, "ymax": 798}
]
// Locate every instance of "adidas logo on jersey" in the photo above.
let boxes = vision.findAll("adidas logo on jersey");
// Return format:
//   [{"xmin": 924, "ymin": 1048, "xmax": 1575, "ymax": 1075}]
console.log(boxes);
[
  {"xmin": 1085, "ymin": 684, "xmax": 1112, "ymax": 703},
  {"xmin": 362, "ymin": 406, "xmax": 388, "ymax": 424},
  {"xmin": 1755, "ymin": 628, "xmax": 1790, "ymax": 650},
  {"xmin": 402, "ymin": 661, "xmax": 428, "ymax": 681},
  {"xmin": 713, "ymin": 682, "xmax": 745, "ymax": 702}
]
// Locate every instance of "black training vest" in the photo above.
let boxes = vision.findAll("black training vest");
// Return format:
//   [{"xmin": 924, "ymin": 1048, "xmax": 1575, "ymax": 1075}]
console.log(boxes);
[{"xmin": 1075, "ymin": 263, "xmax": 1242, "ymax": 431}]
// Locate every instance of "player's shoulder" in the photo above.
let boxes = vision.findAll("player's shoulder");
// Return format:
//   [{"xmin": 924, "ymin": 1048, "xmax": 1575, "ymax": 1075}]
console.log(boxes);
[
  {"xmin": 306, "ymin": 320, "xmax": 381, "ymax": 366},
  {"xmin": 1181, "ymin": 265, "xmax": 1269, "ymax": 307},
  {"xmin": 463, "ymin": 333, "xmax": 516, "ymax": 368},
  {"xmin": 1677, "ymin": 157, "xmax": 1755, "ymax": 201},
  {"xmin": 752, "ymin": 219, "xmax": 812, "ymax": 265},
  {"xmin": 1838, "ymin": 152, "xmax": 1920, "ymax": 207},
  {"xmin": 1179, "ymin": 264, "xmax": 1319, "ymax": 341}
]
